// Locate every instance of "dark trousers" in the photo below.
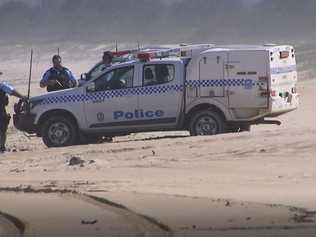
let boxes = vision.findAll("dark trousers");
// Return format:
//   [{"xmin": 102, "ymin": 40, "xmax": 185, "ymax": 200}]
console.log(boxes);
[{"xmin": 0, "ymin": 111, "xmax": 10, "ymax": 151}]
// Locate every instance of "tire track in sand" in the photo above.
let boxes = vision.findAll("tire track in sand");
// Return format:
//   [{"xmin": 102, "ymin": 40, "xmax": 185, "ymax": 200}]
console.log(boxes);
[{"xmin": 0, "ymin": 188, "xmax": 172, "ymax": 237}]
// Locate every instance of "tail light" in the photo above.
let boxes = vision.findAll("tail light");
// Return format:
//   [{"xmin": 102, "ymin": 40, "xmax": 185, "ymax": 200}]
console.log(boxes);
[{"xmin": 271, "ymin": 90, "xmax": 276, "ymax": 97}]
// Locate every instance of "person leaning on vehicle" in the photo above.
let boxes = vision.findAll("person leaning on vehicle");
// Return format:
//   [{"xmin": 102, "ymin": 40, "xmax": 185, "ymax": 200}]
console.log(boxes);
[
  {"xmin": 0, "ymin": 72, "xmax": 27, "ymax": 152},
  {"xmin": 40, "ymin": 55, "xmax": 77, "ymax": 92}
]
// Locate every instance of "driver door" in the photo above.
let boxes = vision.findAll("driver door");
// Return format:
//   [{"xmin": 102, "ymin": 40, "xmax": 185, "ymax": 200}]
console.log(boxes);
[{"xmin": 83, "ymin": 65, "xmax": 138, "ymax": 132}]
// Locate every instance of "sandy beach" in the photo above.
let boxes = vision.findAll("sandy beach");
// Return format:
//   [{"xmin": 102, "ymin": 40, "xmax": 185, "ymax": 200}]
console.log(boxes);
[
  {"xmin": 1, "ymin": 0, "xmax": 316, "ymax": 235},
  {"xmin": 1, "ymin": 47, "xmax": 316, "ymax": 236},
  {"xmin": 0, "ymin": 39, "xmax": 316, "ymax": 237}
]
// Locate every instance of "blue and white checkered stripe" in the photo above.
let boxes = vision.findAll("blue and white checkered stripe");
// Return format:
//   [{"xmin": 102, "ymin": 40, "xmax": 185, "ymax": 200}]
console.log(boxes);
[
  {"xmin": 40, "ymin": 84, "xmax": 184, "ymax": 106},
  {"xmin": 186, "ymin": 79, "xmax": 265, "ymax": 88},
  {"xmin": 39, "ymin": 78, "xmax": 267, "ymax": 106}
]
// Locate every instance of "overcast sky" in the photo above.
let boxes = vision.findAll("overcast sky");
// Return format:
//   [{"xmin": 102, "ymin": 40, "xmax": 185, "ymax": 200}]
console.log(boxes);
[
  {"xmin": 1, "ymin": 0, "xmax": 313, "ymax": 44},
  {"xmin": 0, "ymin": 0, "xmax": 264, "ymax": 5},
  {"xmin": 0, "ymin": 0, "xmax": 39, "ymax": 5}
]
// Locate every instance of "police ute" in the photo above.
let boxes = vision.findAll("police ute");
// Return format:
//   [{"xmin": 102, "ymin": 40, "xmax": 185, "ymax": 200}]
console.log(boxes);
[{"xmin": 13, "ymin": 44, "xmax": 299, "ymax": 147}]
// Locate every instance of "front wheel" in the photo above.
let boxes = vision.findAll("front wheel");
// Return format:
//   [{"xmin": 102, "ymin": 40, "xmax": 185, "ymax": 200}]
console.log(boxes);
[
  {"xmin": 189, "ymin": 110, "xmax": 227, "ymax": 136},
  {"xmin": 41, "ymin": 116, "xmax": 78, "ymax": 147}
]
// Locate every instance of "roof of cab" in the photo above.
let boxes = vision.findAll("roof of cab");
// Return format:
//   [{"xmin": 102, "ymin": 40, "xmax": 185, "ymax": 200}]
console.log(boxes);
[
  {"xmin": 111, "ymin": 57, "xmax": 183, "ymax": 68},
  {"xmin": 202, "ymin": 44, "xmax": 292, "ymax": 53}
]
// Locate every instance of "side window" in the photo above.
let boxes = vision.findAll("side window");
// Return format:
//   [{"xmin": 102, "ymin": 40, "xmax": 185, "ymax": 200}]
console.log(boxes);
[
  {"xmin": 143, "ymin": 64, "xmax": 175, "ymax": 86},
  {"xmin": 94, "ymin": 66, "xmax": 134, "ymax": 91}
]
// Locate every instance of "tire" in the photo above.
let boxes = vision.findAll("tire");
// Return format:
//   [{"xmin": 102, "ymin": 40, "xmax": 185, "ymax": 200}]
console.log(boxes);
[
  {"xmin": 189, "ymin": 110, "xmax": 227, "ymax": 136},
  {"xmin": 41, "ymin": 115, "xmax": 78, "ymax": 147}
]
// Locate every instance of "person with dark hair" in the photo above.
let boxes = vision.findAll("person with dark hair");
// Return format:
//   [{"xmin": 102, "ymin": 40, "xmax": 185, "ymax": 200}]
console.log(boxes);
[
  {"xmin": 102, "ymin": 51, "xmax": 113, "ymax": 67},
  {"xmin": 0, "ymin": 72, "xmax": 26, "ymax": 152},
  {"xmin": 40, "ymin": 55, "xmax": 77, "ymax": 92},
  {"xmin": 79, "ymin": 51, "xmax": 114, "ymax": 85}
]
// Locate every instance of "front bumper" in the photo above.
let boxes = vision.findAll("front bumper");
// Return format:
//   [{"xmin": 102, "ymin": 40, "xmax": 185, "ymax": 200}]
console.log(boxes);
[{"xmin": 13, "ymin": 113, "xmax": 37, "ymax": 134}]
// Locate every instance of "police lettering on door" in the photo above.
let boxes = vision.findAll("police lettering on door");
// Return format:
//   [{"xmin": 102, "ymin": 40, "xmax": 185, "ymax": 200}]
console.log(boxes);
[{"xmin": 114, "ymin": 109, "xmax": 165, "ymax": 120}]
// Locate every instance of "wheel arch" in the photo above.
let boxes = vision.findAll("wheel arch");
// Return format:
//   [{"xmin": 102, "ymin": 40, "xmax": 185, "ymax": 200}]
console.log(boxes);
[
  {"xmin": 185, "ymin": 103, "xmax": 227, "ymax": 128},
  {"xmin": 37, "ymin": 109, "xmax": 79, "ymax": 136}
]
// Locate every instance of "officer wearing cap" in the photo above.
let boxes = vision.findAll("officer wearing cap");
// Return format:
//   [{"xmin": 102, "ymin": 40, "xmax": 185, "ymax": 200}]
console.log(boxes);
[
  {"xmin": 0, "ymin": 72, "xmax": 26, "ymax": 152},
  {"xmin": 40, "ymin": 55, "xmax": 77, "ymax": 92}
]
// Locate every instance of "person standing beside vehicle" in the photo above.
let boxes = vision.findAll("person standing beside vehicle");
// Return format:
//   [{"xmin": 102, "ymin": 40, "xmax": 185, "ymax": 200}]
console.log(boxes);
[
  {"xmin": 40, "ymin": 55, "xmax": 77, "ymax": 92},
  {"xmin": 0, "ymin": 72, "xmax": 27, "ymax": 152}
]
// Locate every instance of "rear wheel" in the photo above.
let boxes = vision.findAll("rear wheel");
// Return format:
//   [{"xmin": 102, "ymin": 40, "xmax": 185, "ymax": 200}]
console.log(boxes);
[
  {"xmin": 41, "ymin": 116, "xmax": 78, "ymax": 147},
  {"xmin": 189, "ymin": 110, "xmax": 227, "ymax": 136}
]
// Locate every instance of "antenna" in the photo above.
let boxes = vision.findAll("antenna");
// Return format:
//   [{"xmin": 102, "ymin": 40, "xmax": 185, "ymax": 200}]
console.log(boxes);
[
  {"xmin": 57, "ymin": 47, "xmax": 60, "ymax": 56},
  {"xmin": 115, "ymin": 41, "xmax": 118, "ymax": 53},
  {"xmin": 137, "ymin": 41, "xmax": 141, "ymax": 51},
  {"xmin": 27, "ymin": 49, "xmax": 33, "ymax": 100}
]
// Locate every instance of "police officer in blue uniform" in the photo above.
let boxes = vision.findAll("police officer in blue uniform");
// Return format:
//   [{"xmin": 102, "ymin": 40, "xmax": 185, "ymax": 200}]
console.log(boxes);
[
  {"xmin": 40, "ymin": 55, "xmax": 77, "ymax": 92},
  {"xmin": 0, "ymin": 72, "xmax": 26, "ymax": 152}
]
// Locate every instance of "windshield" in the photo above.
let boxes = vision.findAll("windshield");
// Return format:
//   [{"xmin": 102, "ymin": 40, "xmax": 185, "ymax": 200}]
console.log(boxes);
[
  {"xmin": 78, "ymin": 62, "xmax": 109, "ymax": 87},
  {"xmin": 89, "ymin": 62, "xmax": 108, "ymax": 79}
]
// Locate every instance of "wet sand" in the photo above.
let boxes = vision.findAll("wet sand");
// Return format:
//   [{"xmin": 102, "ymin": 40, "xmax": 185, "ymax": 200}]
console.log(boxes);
[
  {"xmin": 93, "ymin": 191, "xmax": 316, "ymax": 237},
  {"xmin": 0, "ymin": 212, "xmax": 21, "ymax": 237},
  {"xmin": 0, "ymin": 191, "xmax": 169, "ymax": 237},
  {"xmin": 1, "ymin": 190, "xmax": 316, "ymax": 237}
]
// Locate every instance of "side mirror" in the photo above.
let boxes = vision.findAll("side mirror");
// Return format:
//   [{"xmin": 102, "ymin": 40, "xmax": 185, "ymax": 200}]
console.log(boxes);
[
  {"xmin": 80, "ymin": 73, "xmax": 88, "ymax": 81},
  {"xmin": 0, "ymin": 71, "xmax": 3, "ymax": 76},
  {"xmin": 86, "ymin": 82, "xmax": 96, "ymax": 92}
]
